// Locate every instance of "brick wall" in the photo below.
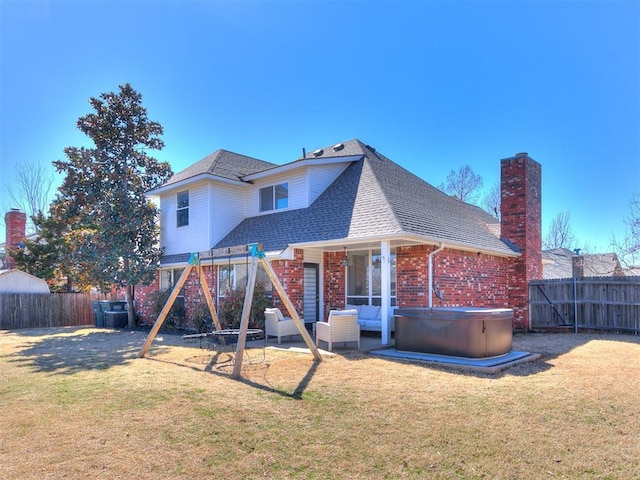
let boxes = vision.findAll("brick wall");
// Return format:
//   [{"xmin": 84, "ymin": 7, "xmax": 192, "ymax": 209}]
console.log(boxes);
[
  {"xmin": 133, "ymin": 265, "xmax": 217, "ymax": 326},
  {"xmin": 271, "ymin": 248, "xmax": 305, "ymax": 315},
  {"xmin": 396, "ymin": 244, "xmax": 511, "ymax": 310},
  {"xmin": 396, "ymin": 245, "xmax": 429, "ymax": 307},
  {"xmin": 133, "ymin": 277, "xmax": 159, "ymax": 324},
  {"xmin": 182, "ymin": 264, "xmax": 216, "ymax": 319},
  {"xmin": 433, "ymin": 249, "xmax": 511, "ymax": 308},
  {"xmin": 323, "ymin": 250, "xmax": 346, "ymax": 318}
]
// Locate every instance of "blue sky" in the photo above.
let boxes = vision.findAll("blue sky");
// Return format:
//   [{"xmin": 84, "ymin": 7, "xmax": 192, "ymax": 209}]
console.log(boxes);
[{"xmin": 1, "ymin": 0, "xmax": 639, "ymax": 252}]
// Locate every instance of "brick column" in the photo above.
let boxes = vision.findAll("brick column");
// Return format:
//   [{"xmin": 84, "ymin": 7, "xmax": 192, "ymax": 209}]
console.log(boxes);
[
  {"xmin": 501, "ymin": 153, "xmax": 542, "ymax": 330},
  {"xmin": 4, "ymin": 209, "xmax": 27, "ymax": 269}
]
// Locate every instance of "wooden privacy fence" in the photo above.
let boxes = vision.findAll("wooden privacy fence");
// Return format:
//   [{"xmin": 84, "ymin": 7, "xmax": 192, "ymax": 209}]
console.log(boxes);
[
  {"xmin": 529, "ymin": 277, "xmax": 640, "ymax": 333},
  {"xmin": 0, "ymin": 293, "xmax": 113, "ymax": 330}
]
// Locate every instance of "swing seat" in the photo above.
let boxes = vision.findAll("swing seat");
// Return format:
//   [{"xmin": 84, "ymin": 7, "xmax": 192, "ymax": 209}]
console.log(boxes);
[{"xmin": 264, "ymin": 308, "xmax": 302, "ymax": 344}]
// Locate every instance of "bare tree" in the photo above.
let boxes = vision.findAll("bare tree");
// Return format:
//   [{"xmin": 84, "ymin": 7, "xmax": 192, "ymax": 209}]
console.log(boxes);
[
  {"xmin": 438, "ymin": 165, "xmax": 483, "ymax": 203},
  {"xmin": 4, "ymin": 162, "xmax": 56, "ymax": 232},
  {"xmin": 543, "ymin": 210, "xmax": 576, "ymax": 250},
  {"xmin": 482, "ymin": 181, "xmax": 501, "ymax": 220},
  {"xmin": 612, "ymin": 192, "xmax": 639, "ymax": 268}
]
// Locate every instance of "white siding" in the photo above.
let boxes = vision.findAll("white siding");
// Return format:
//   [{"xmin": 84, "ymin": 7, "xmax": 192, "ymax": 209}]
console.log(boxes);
[
  {"xmin": 160, "ymin": 181, "xmax": 211, "ymax": 255},
  {"xmin": 308, "ymin": 162, "xmax": 349, "ymax": 204},
  {"xmin": 210, "ymin": 183, "xmax": 247, "ymax": 245},
  {"xmin": 246, "ymin": 169, "xmax": 307, "ymax": 215},
  {"xmin": 304, "ymin": 249, "xmax": 323, "ymax": 264},
  {"xmin": 245, "ymin": 163, "xmax": 348, "ymax": 216},
  {"xmin": 158, "ymin": 161, "xmax": 351, "ymax": 255}
]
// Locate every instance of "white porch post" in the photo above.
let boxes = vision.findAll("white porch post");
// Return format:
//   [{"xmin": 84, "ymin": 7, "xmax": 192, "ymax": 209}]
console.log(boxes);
[{"xmin": 380, "ymin": 240, "xmax": 391, "ymax": 345}]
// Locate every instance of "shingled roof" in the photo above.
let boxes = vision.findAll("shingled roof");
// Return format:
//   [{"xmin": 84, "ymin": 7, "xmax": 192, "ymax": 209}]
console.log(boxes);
[
  {"xmin": 164, "ymin": 149, "xmax": 275, "ymax": 185},
  {"xmin": 213, "ymin": 139, "xmax": 514, "ymax": 256},
  {"xmin": 543, "ymin": 248, "xmax": 624, "ymax": 278}
]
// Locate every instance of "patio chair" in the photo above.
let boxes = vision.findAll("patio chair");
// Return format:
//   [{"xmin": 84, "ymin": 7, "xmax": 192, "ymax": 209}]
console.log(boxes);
[
  {"xmin": 264, "ymin": 308, "xmax": 302, "ymax": 344},
  {"xmin": 315, "ymin": 309, "xmax": 360, "ymax": 351}
]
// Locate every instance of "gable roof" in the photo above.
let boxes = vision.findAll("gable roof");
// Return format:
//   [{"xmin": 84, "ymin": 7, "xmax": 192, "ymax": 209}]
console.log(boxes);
[
  {"xmin": 542, "ymin": 248, "xmax": 624, "ymax": 278},
  {"xmin": 542, "ymin": 248, "xmax": 575, "ymax": 279},
  {"xmin": 213, "ymin": 139, "xmax": 514, "ymax": 256},
  {"xmin": 159, "ymin": 149, "xmax": 276, "ymax": 188}
]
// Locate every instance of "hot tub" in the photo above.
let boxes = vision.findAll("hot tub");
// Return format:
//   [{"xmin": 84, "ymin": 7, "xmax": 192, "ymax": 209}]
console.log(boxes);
[{"xmin": 394, "ymin": 308, "xmax": 513, "ymax": 358}]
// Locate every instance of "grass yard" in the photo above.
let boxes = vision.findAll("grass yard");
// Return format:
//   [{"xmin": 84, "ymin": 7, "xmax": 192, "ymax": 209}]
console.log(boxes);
[{"xmin": 0, "ymin": 327, "xmax": 639, "ymax": 479}]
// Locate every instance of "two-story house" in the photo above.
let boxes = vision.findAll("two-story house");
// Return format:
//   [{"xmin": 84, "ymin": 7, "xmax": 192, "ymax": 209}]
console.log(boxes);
[{"xmin": 139, "ymin": 139, "xmax": 542, "ymax": 344}]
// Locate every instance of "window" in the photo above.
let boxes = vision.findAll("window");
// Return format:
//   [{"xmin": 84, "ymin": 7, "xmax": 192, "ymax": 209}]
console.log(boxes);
[
  {"xmin": 259, "ymin": 183, "xmax": 289, "ymax": 212},
  {"xmin": 346, "ymin": 249, "xmax": 397, "ymax": 306},
  {"xmin": 177, "ymin": 191, "xmax": 189, "ymax": 227},
  {"xmin": 160, "ymin": 268, "xmax": 185, "ymax": 317},
  {"xmin": 218, "ymin": 263, "xmax": 272, "ymax": 298}
]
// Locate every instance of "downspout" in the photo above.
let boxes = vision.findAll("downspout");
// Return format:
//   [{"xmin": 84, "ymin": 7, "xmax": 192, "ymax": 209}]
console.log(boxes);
[{"xmin": 428, "ymin": 243, "xmax": 445, "ymax": 308}]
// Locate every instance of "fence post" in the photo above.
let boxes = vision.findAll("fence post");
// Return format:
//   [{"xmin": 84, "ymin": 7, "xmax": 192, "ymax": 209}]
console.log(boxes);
[{"xmin": 573, "ymin": 276, "xmax": 580, "ymax": 333}]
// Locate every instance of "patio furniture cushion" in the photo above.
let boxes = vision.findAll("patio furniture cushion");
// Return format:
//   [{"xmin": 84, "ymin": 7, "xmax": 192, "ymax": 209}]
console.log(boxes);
[
  {"xmin": 264, "ymin": 308, "xmax": 300, "ymax": 344},
  {"xmin": 359, "ymin": 305, "xmax": 380, "ymax": 321},
  {"xmin": 316, "ymin": 309, "xmax": 360, "ymax": 351},
  {"xmin": 347, "ymin": 304, "xmax": 396, "ymax": 332}
]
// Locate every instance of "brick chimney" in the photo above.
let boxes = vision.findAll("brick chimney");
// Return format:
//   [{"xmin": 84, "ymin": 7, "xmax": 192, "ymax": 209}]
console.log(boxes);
[
  {"xmin": 500, "ymin": 153, "xmax": 542, "ymax": 330},
  {"xmin": 4, "ymin": 209, "xmax": 27, "ymax": 269}
]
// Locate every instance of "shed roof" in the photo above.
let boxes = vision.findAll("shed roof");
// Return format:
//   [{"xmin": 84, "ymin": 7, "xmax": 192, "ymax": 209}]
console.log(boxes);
[{"xmin": 0, "ymin": 269, "xmax": 50, "ymax": 293}]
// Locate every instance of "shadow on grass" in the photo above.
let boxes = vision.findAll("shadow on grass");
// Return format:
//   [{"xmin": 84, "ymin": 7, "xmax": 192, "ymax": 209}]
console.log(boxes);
[
  {"xmin": 145, "ymin": 351, "xmax": 321, "ymax": 401},
  {"xmin": 2, "ymin": 327, "xmax": 172, "ymax": 375}
]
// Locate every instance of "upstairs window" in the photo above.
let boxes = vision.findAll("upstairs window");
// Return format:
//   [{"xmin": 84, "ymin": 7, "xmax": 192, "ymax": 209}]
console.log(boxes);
[
  {"xmin": 177, "ymin": 191, "xmax": 189, "ymax": 227},
  {"xmin": 259, "ymin": 182, "xmax": 289, "ymax": 212}
]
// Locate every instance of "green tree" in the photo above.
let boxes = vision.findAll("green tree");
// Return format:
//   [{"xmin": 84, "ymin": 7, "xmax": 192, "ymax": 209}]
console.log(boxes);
[
  {"xmin": 9, "ymin": 210, "xmax": 76, "ymax": 292},
  {"xmin": 52, "ymin": 84, "xmax": 172, "ymax": 326}
]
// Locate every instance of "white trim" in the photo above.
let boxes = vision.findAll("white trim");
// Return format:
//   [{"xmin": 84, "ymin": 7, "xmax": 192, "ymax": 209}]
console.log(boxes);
[
  {"xmin": 258, "ymin": 180, "xmax": 291, "ymax": 214},
  {"xmin": 380, "ymin": 240, "xmax": 392, "ymax": 345},
  {"xmin": 289, "ymin": 233, "xmax": 519, "ymax": 258},
  {"xmin": 241, "ymin": 155, "xmax": 363, "ymax": 182},
  {"xmin": 147, "ymin": 173, "xmax": 247, "ymax": 196}
]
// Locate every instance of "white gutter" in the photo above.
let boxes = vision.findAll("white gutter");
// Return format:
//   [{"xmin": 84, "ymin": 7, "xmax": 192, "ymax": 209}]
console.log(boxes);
[{"xmin": 428, "ymin": 242, "xmax": 445, "ymax": 308}]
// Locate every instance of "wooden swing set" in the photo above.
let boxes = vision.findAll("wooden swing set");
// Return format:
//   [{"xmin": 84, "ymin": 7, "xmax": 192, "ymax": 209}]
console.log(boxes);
[{"xmin": 139, "ymin": 243, "xmax": 322, "ymax": 378}]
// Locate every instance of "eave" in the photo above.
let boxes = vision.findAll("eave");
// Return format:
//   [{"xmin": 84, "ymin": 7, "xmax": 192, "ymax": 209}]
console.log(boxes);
[
  {"xmin": 289, "ymin": 233, "xmax": 520, "ymax": 258},
  {"xmin": 240, "ymin": 155, "xmax": 364, "ymax": 182},
  {"xmin": 146, "ymin": 173, "xmax": 248, "ymax": 196}
]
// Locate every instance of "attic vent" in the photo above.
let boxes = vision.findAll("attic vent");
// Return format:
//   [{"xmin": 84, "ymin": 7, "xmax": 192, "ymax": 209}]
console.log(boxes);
[
  {"xmin": 333, "ymin": 143, "xmax": 344, "ymax": 152},
  {"xmin": 515, "ymin": 152, "xmax": 528, "ymax": 158},
  {"xmin": 312, "ymin": 148, "xmax": 324, "ymax": 157},
  {"xmin": 365, "ymin": 144, "xmax": 376, "ymax": 152}
]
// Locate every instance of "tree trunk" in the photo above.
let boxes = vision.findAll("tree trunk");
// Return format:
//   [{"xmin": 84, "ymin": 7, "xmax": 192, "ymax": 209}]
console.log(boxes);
[{"xmin": 125, "ymin": 283, "xmax": 135, "ymax": 328}]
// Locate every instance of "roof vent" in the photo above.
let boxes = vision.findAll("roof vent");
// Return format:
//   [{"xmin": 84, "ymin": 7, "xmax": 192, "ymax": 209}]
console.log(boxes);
[
  {"xmin": 333, "ymin": 143, "xmax": 344, "ymax": 152},
  {"xmin": 365, "ymin": 144, "xmax": 376, "ymax": 152},
  {"xmin": 312, "ymin": 148, "xmax": 324, "ymax": 157},
  {"xmin": 515, "ymin": 152, "xmax": 528, "ymax": 158}
]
